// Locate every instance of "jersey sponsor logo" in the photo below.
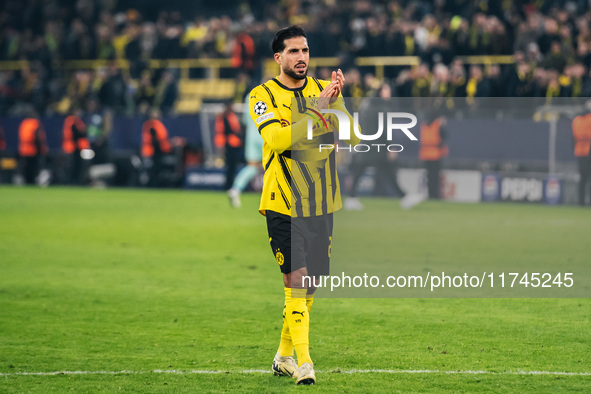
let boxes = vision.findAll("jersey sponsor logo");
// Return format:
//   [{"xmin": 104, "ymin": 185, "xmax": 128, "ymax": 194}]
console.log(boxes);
[
  {"xmin": 256, "ymin": 112, "xmax": 275, "ymax": 125},
  {"xmin": 275, "ymin": 251, "xmax": 284, "ymax": 265},
  {"xmin": 280, "ymin": 119, "xmax": 291, "ymax": 127},
  {"xmin": 254, "ymin": 101, "xmax": 267, "ymax": 115}
]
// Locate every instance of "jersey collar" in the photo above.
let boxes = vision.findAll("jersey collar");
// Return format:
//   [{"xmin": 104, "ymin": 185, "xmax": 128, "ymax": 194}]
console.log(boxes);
[{"xmin": 272, "ymin": 77, "xmax": 308, "ymax": 91}]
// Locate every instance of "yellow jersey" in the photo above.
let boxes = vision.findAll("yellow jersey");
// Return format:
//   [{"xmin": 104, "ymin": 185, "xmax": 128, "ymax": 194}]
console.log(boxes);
[{"xmin": 248, "ymin": 76, "xmax": 358, "ymax": 217}]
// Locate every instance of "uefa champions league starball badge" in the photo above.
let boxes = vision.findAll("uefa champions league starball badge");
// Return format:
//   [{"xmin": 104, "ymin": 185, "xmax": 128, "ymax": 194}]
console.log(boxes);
[{"xmin": 254, "ymin": 101, "xmax": 267, "ymax": 115}]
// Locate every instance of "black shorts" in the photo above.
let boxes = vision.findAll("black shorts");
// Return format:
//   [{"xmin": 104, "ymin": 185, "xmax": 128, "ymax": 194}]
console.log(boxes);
[{"xmin": 266, "ymin": 210, "xmax": 333, "ymax": 276}]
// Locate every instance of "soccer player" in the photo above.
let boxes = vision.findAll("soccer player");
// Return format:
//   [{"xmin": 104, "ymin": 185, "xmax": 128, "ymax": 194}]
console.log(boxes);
[{"xmin": 248, "ymin": 25, "xmax": 359, "ymax": 385}]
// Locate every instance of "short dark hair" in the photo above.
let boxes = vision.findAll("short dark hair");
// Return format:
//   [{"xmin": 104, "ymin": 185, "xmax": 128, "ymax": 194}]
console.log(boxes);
[{"xmin": 271, "ymin": 25, "xmax": 306, "ymax": 54}]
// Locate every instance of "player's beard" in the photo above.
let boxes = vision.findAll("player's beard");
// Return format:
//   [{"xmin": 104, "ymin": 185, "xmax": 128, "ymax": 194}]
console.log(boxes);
[{"xmin": 284, "ymin": 63, "xmax": 307, "ymax": 80}]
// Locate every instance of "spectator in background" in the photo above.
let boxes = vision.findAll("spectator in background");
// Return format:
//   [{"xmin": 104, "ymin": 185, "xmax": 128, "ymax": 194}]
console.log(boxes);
[
  {"xmin": 99, "ymin": 62, "xmax": 127, "ymax": 114},
  {"xmin": 232, "ymin": 27, "xmax": 257, "ymax": 78},
  {"xmin": 542, "ymin": 40, "xmax": 567, "ymax": 73},
  {"xmin": 507, "ymin": 61, "xmax": 535, "ymax": 97},
  {"xmin": 153, "ymin": 12, "xmax": 184, "ymax": 59},
  {"xmin": 570, "ymin": 63, "xmax": 591, "ymax": 97},
  {"xmin": 576, "ymin": 41, "xmax": 591, "ymax": 69},
  {"xmin": 419, "ymin": 112, "xmax": 448, "ymax": 200},
  {"xmin": 538, "ymin": 18, "xmax": 560, "ymax": 56},
  {"xmin": 141, "ymin": 108, "xmax": 171, "ymax": 187},
  {"xmin": 342, "ymin": 68, "xmax": 365, "ymax": 111},
  {"xmin": 20, "ymin": 65, "xmax": 50, "ymax": 117},
  {"xmin": 215, "ymin": 100, "xmax": 243, "ymax": 191},
  {"xmin": 7, "ymin": 0, "xmax": 591, "ymax": 116},
  {"xmin": 571, "ymin": 112, "xmax": 591, "ymax": 206},
  {"xmin": 18, "ymin": 110, "xmax": 48, "ymax": 184},
  {"xmin": 64, "ymin": 18, "xmax": 93, "ymax": 60},
  {"xmin": 525, "ymin": 43, "xmax": 542, "ymax": 68},
  {"xmin": 449, "ymin": 59, "xmax": 466, "ymax": 97},
  {"xmin": 431, "ymin": 63, "xmax": 452, "ymax": 97},
  {"xmin": 0, "ymin": 71, "xmax": 20, "ymax": 115},
  {"xmin": 342, "ymin": 68, "xmax": 365, "ymax": 98},
  {"xmin": 395, "ymin": 69, "xmax": 413, "ymax": 97},
  {"xmin": 62, "ymin": 107, "xmax": 90, "ymax": 185},
  {"xmin": 543, "ymin": 70, "xmax": 562, "ymax": 103},
  {"xmin": 411, "ymin": 63, "xmax": 431, "ymax": 97},
  {"xmin": 125, "ymin": 23, "xmax": 143, "ymax": 78},
  {"xmin": 86, "ymin": 97, "xmax": 111, "ymax": 165},
  {"xmin": 153, "ymin": 70, "xmax": 177, "ymax": 116},
  {"xmin": 486, "ymin": 64, "xmax": 504, "ymax": 97},
  {"xmin": 466, "ymin": 65, "xmax": 490, "ymax": 99},
  {"xmin": 95, "ymin": 24, "xmax": 116, "ymax": 59},
  {"xmin": 135, "ymin": 70, "xmax": 155, "ymax": 115}
]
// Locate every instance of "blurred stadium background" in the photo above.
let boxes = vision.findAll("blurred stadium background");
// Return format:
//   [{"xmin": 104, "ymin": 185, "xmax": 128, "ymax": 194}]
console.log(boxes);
[{"xmin": 0, "ymin": 0, "xmax": 590, "ymax": 205}]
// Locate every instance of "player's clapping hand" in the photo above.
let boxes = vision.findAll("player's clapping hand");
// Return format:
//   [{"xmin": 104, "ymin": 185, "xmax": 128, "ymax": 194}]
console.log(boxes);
[
  {"xmin": 318, "ymin": 69, "xmax": 344, "ymax": 109},
  {"xmin": 334, "ymin": 69, "xmax": 345, "ymax": 94}
]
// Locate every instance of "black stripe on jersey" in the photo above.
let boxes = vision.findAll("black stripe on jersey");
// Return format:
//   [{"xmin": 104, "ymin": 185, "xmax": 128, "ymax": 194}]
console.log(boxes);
[
  {"xmin": 280, "ymin": 150, "xmax": 291, "ymax": 159},
  {"xmin": 312, "ymin": 77, "xmax": 324, "ymax": 92},
  {"xmin": 276, "ymin": 179, "xmax": 291, "ymax": 210},
  {"xmin": 265, "ymin": 152, "xmax": 275, "ymax": 171},
  {"xmin": 294, "ymin": 90, "xmax": 307, "ymax": 114},
  {"xmin": 295, "ymin": 161, "xmax": 315, "ymax": 216},
  {"xmin": 329, "ymin": 150, "xmax": 337, "ymax": 202},
  {"xmin": 258, "ymin": 119, "xmax": 280, "ymax": 134},
  {"xmin": 262, "ymin": 84, "xmax": 278, "ymax": 108},
  {"xmin": 279, "ymin": 154, "xmax": 304, "ymax": 202},
  {"xmin": 278, "ymin": 154, "xmax": 292, "ymax": 186},
  {"xmin": 319, "ymin": 166, "xmax": 328, "ymax": 215},
  {"xmin": 279, "ymin": 154, "xmax": 303, "ymax": 217}
]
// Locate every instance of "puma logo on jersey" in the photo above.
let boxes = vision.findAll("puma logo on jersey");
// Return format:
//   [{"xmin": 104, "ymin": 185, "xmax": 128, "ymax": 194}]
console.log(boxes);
[{"xmin": 292, "ymin": 310, "xmax": 305, "ymax": 317}]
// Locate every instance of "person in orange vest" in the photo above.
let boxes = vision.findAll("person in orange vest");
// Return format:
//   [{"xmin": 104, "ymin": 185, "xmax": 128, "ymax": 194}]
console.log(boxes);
[
  {"xmin": 63, "ymin": 107, "xmax": 90, "ymax": 184},
  {"xmin": 141, "ymin": 107, "xmax": 172, "ymax": 187},
  {"xmin": 419, "ymin": 113, "xmax": 448, "ymax": 199},
  {"xmin": 215, "ymin": 100, "xmax": 244, "ymax": 190},
  {"xmin": 571, "ymin": 113, "xmax": 591, "ymax": 206},
  {"xmin": 231, "ymin": 29, "xmax": 256, "ymax": 77},
  {"xmin": 18, "ymin": 111, "xmax": 49, "ymax": 184}
]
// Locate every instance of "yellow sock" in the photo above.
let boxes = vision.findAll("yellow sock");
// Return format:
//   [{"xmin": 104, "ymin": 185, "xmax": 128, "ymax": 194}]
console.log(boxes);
[
  {"xmin": 284, "ymin": 287, "xmax": 312, "ymax": 366},
  {"xmin": 306, "ymin": 293, "xmax": 314, "ymax": 313},
  {"xmin": 277, "ymin": 303, "xmax": 294, "ymax": 357},
  {"xmin": 278, "ymin": 294, "xmax": 314, "ymax": 357}
]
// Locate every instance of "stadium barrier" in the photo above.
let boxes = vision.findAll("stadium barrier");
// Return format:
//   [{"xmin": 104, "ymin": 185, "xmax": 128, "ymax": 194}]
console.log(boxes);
[
  {"xmin": 0, "ymin": 111, "xmax": 580, "ymax": 204},
  {"xmin": 0, "ymin": 113, "xmax": 576, "ymax": 165}
]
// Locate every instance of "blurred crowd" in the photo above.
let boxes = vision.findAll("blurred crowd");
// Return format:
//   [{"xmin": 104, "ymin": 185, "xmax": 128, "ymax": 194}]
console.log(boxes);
[{"xmin": 2, "ymin": 0, "xmax": 591, "ymax": 116}]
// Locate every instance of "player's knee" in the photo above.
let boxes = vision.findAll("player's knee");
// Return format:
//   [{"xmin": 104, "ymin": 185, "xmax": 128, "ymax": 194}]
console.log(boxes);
[{"xmin": 285, "ymin": 267, "xmax": 309, "ymax": 289}]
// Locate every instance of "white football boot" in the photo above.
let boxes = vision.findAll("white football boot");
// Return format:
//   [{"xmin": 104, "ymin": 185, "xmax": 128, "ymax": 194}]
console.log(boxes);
[
  {"xmin": 296, "ymin": 362, "xmax": 316, "ymax": 385},
  {"xmin": 272, "ymin": 352, "xmax": 299, "ymax": 378}
]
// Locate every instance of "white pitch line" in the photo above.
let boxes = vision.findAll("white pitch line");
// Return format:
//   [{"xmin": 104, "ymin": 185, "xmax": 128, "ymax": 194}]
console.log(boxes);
[{"xmin": 0, "ymin": 369, "xmax": 589, "ymax": 377}]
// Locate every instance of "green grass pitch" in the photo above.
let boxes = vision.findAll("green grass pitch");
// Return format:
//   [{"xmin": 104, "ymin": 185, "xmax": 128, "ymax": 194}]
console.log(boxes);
[{"xmin": 0, "ymin": 186, "xmax": 589, "ymax": 392}]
